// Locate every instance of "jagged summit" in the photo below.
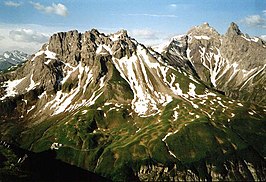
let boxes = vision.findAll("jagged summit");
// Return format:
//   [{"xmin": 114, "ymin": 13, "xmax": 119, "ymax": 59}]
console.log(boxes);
[
  {"xmin": 111, "ymin": 29, "xmax": 128, "ymax": 37},
  {"xmin": 226, "ymin": 22, "xmax": 243, "ymax": 37},
  {"xmin": 187, "ymin": 22, "xmax": 220, "ymax": 37},
  {"xmin": 158, "ymin": 22, "xmax": 266, "ymax": 104}
]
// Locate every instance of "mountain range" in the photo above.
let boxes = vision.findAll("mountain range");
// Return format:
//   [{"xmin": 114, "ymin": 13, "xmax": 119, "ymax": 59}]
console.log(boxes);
[
  {"xmin": 0, "ymin": 50, "xmax": 29, "ymax": 72},
  {"xmin": 0, "ymin": 22, "xmax": 265, "ymax": 181}
]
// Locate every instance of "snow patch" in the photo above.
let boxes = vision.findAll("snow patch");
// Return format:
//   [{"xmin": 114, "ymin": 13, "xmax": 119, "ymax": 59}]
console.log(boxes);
[
  {"xmin": 38, "ymin": 91, "xmax": 47, "ymax": 99},
  {"xmin": 82, "ymin": 110, "xmax": 88, "ymax": 114},
  {"xmin": 248, "ymin": 111, "xmax": 254, "ymax": 115},
  {"xmin": 0, "ymin": 77, "xmax": 26, "ymax": 100},
  {"xmin": 44, "ymin": 49, "xmax": 57, "ymax": 60},
  {"xmin": 218, "ymin": 101, "xmax": 227, "ymax": 108},
  {"xmin": 241, "ymin": 35, "xmax": 259, "ymax": 43},
  {"xmin": 112, "ymin": 47, "xmax": 168, "ymax": 116},
  {"xmin": 26, "ymin": 74, "xmax": 40, "ymax": 91},
  {"xmin": 188, "ymin": 83, "xmax": 196, "ymax": 97},
  {"xmin": 136, "ymin": 128, "xmax": 141, "ymax": 133},
  {"xmin": 44, "ymin": 59, "xmax": 52, "ymax": 65},
  {"xmin": 110, "ymin": 31, "xmax": 124, "ymax": 42},
  {"xmin": 169, "ymin": 150, "xmax": 177, "ymax": 158},
  {"xmin": 4, "ymin": 53, "xmax": 10, "ymax": 58},
  {"xmin": 173, "ymin": 111, "xmax": 179, "ymax": 121},
  {"xmin": 27, "ymin": 105, "xmax": 35, "ymax": 114},
  {"xmin": 31, "ymin": 45, "xmax": 57, "ymax": 62},
  {"xmin": 96, "ymin": 44, "xmax": 112, "ymax": 55},
  {"xmin": 162, "ymin": 132, "xmax": 173, "ymax": 142},
  {"xmin": 50, "ymin": 143, "xmax": 62, "ymax": 150},
  {"xmin": 199, "ymin": 46, "xmax": 228, "ymax": 87},
  {"xmin": 194, "ymin": 35, "xmax": 210, "ymax": 40}
]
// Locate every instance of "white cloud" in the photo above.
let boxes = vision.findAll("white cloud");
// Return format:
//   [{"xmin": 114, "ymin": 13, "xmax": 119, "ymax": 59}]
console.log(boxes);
[
  {"xmin": 4, "ymin": 1, "xmax": 21, "ymax": 7},
  {"xmin": 242, "ymin": 15, "xmax": 264, "ymax": 26},
  {"xmin": 9, "ymin": 28, "xmax": 49, "ymax": 43},
  {"xmin": 30, "ymin": 1, "xmax": 68, "ymax": 17},
  {"xmin": 169, "ymin": 4, "xmax": 177, "ymax": 8},
  {"xmin": 241, "ymin": 14, "xmax": 266, "ymax": 28},
  {"xmin": 130, "ymin": 29, "xmax": 159, "ymax": 40},
  {"xmin": 127, "ymin": 13, "xmax": 177, "ymax": 18},
  {"xmin": 0, "ymin": 23, "xmax": 61, "ymax": 54},
  {"xmin": 260, "ymin": 35, "xmax": 266, "ymax": 41},
  {"xmin": 128, "ymin": 28, "xmax": 170, "ymax": 46},
  {"xmin": 263, "ymin": 10, "xmax": 266, "ymax": 15}
]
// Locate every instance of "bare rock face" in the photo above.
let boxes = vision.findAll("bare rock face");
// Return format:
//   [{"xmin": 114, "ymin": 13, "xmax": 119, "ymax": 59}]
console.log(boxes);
[
  {"xmin": 48, "ymin": 30, "xmax": 82, "ymax": 66},
  {"xmin": 225, "ymin": 22, "xmax": 243, "ymax": 37},
  {"xmin": 164, "ymin": 22, "xmax": 266, "ymax": 105},
  {"xmin": 0, "ymin": 29, "xmax": 139, "ymax": 121},
  {"xmin": 221, "ymin": 27, "xmax": 266, "ymax": 69}
]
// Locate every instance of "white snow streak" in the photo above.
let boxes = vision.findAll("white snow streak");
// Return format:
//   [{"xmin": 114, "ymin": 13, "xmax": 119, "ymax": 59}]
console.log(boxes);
[
  {"xmin": 26, "ymin": 74, "xmax": 40, "ymax": 91},
  {"xmin": 0, "ymin": 77, "xmax": 26, "ymax": 100},
  {"xmin": 31, "ymin": 45, "xmax": 57, "ymax": 62},
  {"xmin": 112, "ymin": 45, "xmax": 175, "ymax": 115}
]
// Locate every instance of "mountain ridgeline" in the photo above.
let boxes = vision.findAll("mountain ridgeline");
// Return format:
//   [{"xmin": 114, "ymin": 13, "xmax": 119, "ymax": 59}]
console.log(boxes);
[
  {"xmin": 0, "ymin": 23, "xmax": 265, "ymax": 181},
  {"xmin": 159, "ymin": 22, "xmax": 266, "ymax": 105},
  {"xmin": 0, "ymin": 50, "xmax": 28, "ymax": 72}
]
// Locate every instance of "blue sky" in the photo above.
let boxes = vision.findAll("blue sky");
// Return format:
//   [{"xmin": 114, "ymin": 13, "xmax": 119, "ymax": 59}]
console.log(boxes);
[{"xmin": 0, "ymin": 0, "xmax": 266, "ymax": 53}]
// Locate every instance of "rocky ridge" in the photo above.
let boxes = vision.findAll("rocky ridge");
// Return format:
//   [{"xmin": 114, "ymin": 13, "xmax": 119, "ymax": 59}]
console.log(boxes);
[
  {"xmin": 0, "ymin": 50, "xmax": 28, "ymax": 72},
  {"xmin": 159, "ymin": 22, "xmax": 266, "ymax": 105},
  {"xmin": 0, "ymin": 23, "xmax": 265, "ymax": 181}
]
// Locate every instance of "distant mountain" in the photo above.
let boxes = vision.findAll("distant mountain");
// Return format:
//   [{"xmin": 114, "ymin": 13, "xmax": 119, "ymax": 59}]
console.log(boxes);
[
  {"xmin": 0, "ymin": 50, "xmax": 29, "ymax": 71},
  {"xmin": 0, "ymin": 24, "xmax": 265, "ymax": 181}
]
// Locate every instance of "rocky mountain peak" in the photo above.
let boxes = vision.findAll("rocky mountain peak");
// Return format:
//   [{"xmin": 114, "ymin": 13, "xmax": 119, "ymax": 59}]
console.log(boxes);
[
  {"xmin": 0, "ymin": 50, "xmax": 29, "ymax": 71},
  {"xmin": 164, "ymin": 21, "xmax": 266, "ymax": 105},
  {"xmin": 187, "ymin": 22, "xmax": 220, "ymax": 37},
  {"xmin": 90, "ymin": 28, "xmax": 100, "ymax": 35},
  {"xmin": 1, "ymin": 50, "xmax": 28, "ymax": 60},
  {"xmin": 226, "ymin": 22, "xmax": 243, "ymax": 37},
  {"xmin": 116, "ymin": 29, "xmax": 128, "ymax": 36},
  {"xmin": 201, "ymin": 22, "xmax": 210, "ymax": 28},
  {"xmin": 109, "ymin": 29, "xmax": 129, "ymax": 42}
]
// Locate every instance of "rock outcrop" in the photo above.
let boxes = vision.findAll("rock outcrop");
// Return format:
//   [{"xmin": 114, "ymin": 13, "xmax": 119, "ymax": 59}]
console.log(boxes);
[{"xmin": 161, "ymin": 22, "xmax": 266, "ymax": 105}]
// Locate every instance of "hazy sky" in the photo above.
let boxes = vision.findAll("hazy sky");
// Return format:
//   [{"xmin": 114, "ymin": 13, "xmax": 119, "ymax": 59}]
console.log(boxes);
[{"xmin": 0, "ymin": 0, "xmax": 265, "ymax": 54}]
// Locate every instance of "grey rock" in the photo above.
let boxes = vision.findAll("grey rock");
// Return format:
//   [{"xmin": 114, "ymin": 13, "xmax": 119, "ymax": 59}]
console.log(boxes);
[
  {"xmin": 226, "ymin": 22, "xmax": 243, "ymax": 37},
  {"xmin": 164, "ymin": 22, "xmax": 266, "ymax": 105}
]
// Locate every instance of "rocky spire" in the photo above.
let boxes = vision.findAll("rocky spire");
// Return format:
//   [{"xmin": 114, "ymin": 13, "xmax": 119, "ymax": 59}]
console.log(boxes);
[
  {"xmin": 226, "ymin": 22, "xmax": 243, "ymax": 37},
  {"xmin": 113, "ymin": 29, "xmax": 129, "ymax": 39},
  {"xmin": 201, "ymin": 22, "xmax": 210, "ymax": 28}
]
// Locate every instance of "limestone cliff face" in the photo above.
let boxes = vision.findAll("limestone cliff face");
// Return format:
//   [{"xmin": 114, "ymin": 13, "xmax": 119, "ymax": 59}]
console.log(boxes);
[{"xmin": 163, "ymin": 22, "xmax": 266, "ymax": 105}]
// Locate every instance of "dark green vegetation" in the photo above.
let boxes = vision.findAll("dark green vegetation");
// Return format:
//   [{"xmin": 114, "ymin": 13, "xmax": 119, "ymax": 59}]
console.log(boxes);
[
  {"xmin": 0, "ymin": 56, "xmax": 265, "ymax": 181},
  {"xmin": 15, "ymin": 97, "xmax": 266, "ymax": 181},
  {"xmin": 0, "ymin": 143, "xmax": 110, "ymax": 181}
]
